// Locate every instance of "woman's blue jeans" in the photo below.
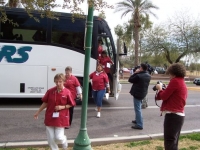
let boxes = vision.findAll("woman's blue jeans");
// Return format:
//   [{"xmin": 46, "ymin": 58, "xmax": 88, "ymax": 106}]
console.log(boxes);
[
  {"xmin": 133, "ymin": 97, "xmax": 143, "ymax": 128},
  {"xmin": 92, "ymin": 89, "xmax": 105, "ymax": 107}
]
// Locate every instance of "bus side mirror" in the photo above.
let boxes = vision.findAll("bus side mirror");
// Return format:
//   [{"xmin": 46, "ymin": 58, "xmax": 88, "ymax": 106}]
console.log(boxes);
[
  {"xmin": 123, "ymin": 42, "xmax": 127, "ymax": 54},
  {"xmin": 119, "ymin": 42, "xmax": 127, "ymax": 56}
]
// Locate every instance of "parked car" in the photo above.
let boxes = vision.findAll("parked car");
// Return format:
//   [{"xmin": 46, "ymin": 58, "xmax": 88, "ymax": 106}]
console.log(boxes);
[
  {"xmin": 193, "ymin": 78, "xmax": 200, "ymax": 85},
  {"xmin": 123, "ymin": 68, "xmax": 130, "ymax": 73},
  {"xmin": 155, "ymin": 67, "xmax": 166, "ymax": 74}
]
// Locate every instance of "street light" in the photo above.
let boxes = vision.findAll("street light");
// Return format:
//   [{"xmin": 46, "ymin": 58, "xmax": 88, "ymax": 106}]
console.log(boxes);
[{"xmin": 73, "ymin": 2, "xmax": 94, "ymax": 150}]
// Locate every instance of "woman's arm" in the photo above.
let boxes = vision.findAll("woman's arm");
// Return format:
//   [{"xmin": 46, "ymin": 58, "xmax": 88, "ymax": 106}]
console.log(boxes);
[
  {"xmin": 76, "ymin": 86, "xmax": 82, "ymax": 100},
  {"xmin": 104, "ymin": 74, "xmax": 110, "ymax": 93},
  {"xmin": 157, "ymin": 80, "xmax": 176, "ymax": 101},
  {"xmin": 54, "ymin": 104, "xmax": 72, "ymax": 111},
  {"xmin": 89, "ymin": 72, "xmax": 94, "ymax": 79},
  {"xmin": 34, "ymin": 102, "xmax": 47, "ymax": 119}
]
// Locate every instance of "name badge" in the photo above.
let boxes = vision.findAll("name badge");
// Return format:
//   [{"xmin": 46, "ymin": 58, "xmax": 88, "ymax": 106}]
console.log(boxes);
[
  {"xmin": 52, "ymin": 112, "xmax": 59, "ymax": 118},
  {"xmin": 106, "ymin": 63, "xmax": 111, "ymax": 68}
]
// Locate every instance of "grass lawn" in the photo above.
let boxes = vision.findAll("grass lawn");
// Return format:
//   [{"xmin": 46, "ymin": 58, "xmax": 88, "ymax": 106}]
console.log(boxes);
[
  {"xmin": 1, "ymin": 133, "xmax": 200, "ymax": 150},
  {"xmin": 93, "ymin": 133, "xmax": 200, "ymax": 150}
]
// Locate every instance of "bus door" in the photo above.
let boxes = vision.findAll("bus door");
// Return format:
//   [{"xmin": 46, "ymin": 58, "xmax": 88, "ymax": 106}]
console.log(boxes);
[{"xmin": 99, "ymin": 36, "xmax": 121, "ymax": 100}]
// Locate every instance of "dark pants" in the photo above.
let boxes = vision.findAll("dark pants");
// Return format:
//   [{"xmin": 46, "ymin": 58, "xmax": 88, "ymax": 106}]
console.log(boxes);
[
  {"xmin": 107, "ymin": 73, "xmax": 113, "ymax": 93},
  {"xmin": 164, "ymin": 113, "xmax": 185, "ymax": 150},
  {"xmin": 69, "ymin": 106, "xmax": 74, "ymax": 126}
]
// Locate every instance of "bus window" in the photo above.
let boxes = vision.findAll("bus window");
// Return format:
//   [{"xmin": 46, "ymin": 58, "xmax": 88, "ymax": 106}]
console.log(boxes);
[
  {"xmin": 0, "ymin": 13, "xmax": 47, "ymax": 42},
  {"xmin": 97, "ymin": 36, "xmax": 114, "ymax": 62},
  {"xmin": 105, "ymin": 37, "xmax": 114, "ymax": 62},
  {"xmin": 51, "ymin": 17, "xmax": 85, "ymax": 50}
]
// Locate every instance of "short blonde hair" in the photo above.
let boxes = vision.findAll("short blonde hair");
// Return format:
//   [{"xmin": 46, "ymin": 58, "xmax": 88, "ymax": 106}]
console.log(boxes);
[
  {"xmin": 96, "ymin": 63, "xmax": 104, "ymax": 72},
  {"xmin": 54, "ymin": 73, "xmax": 65, "ymax": 82},
  {"xmin": 65, "ymin": 66, "xmax": 72, "ymax": 72}
]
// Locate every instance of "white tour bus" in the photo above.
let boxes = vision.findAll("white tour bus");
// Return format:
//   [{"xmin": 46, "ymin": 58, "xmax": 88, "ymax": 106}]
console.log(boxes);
[{"xmin": 0, "ymin": 8, "xmax": 124, "ymax": 99}]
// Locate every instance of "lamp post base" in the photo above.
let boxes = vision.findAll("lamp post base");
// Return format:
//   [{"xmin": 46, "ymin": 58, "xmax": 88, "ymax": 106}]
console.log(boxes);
[{"xmin": 73, "ymin": 128, "xmax": 92, "ymax": 150}]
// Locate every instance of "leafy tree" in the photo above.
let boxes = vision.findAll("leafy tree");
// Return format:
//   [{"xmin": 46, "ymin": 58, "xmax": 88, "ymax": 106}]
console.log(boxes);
[
  {"xmin": 98, "ymin": 12, "xmax": 106, "ymax": 19},
  {"xmin": 142, "ymin": 12, "xmax": 200, "ymax": 64},
  {"xmin": 115, "ymin": 0, "xmax": 158, "ymax": 66},
  {"xmin": 114, "ymin": 24, "xmax": 125, "ymax": 53},
  {"xmin": 114, "ymin": 14, "xmax": 153, "ymax": 65},
  {"xmin": 0, "ymin": 0, "xmax": 113, "ymax": 23},
  {"xmin": 125, "ymin": 15, "xmax": 153, "ymax": 63}
]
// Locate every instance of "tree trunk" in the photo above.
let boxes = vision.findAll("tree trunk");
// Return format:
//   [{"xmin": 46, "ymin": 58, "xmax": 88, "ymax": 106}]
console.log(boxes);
[
  {"xmin": 133, "ymin": 11, "xmax": 140, "ymax": 66},
  {"xmin": 134, "ymin": 26, "xmax": 139, "ymax": 66}
]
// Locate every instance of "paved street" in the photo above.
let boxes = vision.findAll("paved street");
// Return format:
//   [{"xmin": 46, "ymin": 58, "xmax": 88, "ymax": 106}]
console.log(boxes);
[{"xmin": 0, "ymin": 84, "xmax": 200, "ymax": 143}]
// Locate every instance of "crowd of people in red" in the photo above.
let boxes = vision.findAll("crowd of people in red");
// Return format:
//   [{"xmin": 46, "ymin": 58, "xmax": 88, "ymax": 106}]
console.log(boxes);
[{"xmin": 33, "ymin": 38, "xmax": 114, "ymax": 149}]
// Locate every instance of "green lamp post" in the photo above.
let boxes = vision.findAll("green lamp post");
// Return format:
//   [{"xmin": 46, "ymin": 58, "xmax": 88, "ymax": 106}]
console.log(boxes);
[{"xmin": 73, "ymin": 1, "xmax": 94, "ymax": 150}]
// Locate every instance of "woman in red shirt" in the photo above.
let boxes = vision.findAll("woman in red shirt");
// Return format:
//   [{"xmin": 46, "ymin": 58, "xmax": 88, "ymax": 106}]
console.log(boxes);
[
  {"xmin": 90, "ymin": 64, "xmax": 110, "ymax": 118},
  {"xmin": 64, "ymin": 66, "xmax": 82, "ymax": 127},
  {"xmin": 155, "ymin": 63, "xmax": 187, "ymax": 150},
  {"xmin": 97, "ymin": 39, "xmax": 103, "ymax": 60},
  {"xmin": 99, "ymin": 50, "xmax": 114, "ymax": 94},
  {"xmin": 34, "ymin": 73, "xmax": 75, "ymax": 150}
]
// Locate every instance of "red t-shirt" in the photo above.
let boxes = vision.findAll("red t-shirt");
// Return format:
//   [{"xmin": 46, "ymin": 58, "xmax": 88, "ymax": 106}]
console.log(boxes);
[
  {"xmin": 42, "ymin": 87, "xmax": 76, "ymax": 127},
  {"xmin": 99, "ymin": 56, "xmax": 113, "ymax": 73},
  {"xmin": 89, "ymin": 71, "xmax": 109, "ymax": 90},
  {"xmin": 155, "ymin": 77, "xmax": 187, "ymax": 113},
  {"xmin": 64, "ymin": 75, "xmax": 80, "ymax": 101},
  {"xmin": 98, "ymin": 45, "xmax": 103, "ymax": 59}
]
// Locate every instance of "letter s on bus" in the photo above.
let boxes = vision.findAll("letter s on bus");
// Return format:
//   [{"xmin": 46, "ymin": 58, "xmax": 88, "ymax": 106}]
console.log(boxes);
[{"xmin": 0, "ymin": 45, "xmax": 32, "ymax": 63}]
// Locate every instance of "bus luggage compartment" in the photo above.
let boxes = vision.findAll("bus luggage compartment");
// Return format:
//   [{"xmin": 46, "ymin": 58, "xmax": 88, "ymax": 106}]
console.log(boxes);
[{"xmin": 0, "ymin": 65, "xmax": 47, "ymax": 98}]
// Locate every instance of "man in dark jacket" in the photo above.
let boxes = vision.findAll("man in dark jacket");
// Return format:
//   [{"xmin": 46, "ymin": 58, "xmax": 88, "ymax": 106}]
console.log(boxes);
[{"xmin": 128, "ymin": 63, "xmax": 151, "ymax": 130}]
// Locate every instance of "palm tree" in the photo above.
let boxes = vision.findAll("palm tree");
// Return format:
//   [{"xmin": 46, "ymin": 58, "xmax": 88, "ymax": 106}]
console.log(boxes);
[{"xmin": 115, "ymin": 0, "xmax": 158, "ymax": 66}]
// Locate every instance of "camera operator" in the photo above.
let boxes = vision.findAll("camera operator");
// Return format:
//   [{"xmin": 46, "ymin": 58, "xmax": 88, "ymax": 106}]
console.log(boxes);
[
  {"xmin": 155, "ymin": 63, "xmax": 187, "ymax": 150},
  {"xmin": 128, "ymin": 63, "xmax": 151, "ymax": 130},
  {"xmin": 133, "ymin": 62, "xmax": 153, "ymax": 109}
]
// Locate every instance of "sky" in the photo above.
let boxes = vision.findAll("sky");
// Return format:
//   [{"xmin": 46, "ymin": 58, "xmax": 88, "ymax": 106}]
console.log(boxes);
[
  {"xmin": 54, "ymin": 0, "xmax": 200, "ymax": 40},
  {"xmin": 1, "ymin": 0, "xmax": 200, "ymax": 38}
]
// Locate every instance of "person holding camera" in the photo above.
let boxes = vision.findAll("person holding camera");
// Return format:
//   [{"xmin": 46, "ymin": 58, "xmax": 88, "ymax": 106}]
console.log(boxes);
[
  {"xmin": 128, "ymin": 63, "xmax": 151, "ymax": 130},
  {"xmin": 133, "ymin": 63, "xmax": 154, "ymax": 109},
  {"xmin": 155, "ymin": 63, "xmax": 187, "ymax": 150}
]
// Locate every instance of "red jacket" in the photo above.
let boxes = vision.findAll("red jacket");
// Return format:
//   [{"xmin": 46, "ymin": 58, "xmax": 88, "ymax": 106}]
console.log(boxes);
[
  {"xmin": 90, "ymin": 71, "xmax": 109, "ymax": 90},
  {"xmin": 99, "ymin": 56, "xmax": 113, "ymax": 73},
  {"xmin": 155, "ymin": 77, "xmax": 187, "ymax": 113},
  {"xmin": 64, "ymin": 75, "xmax": 80, "ymax": 101},
  {"xmin": 42, "ymin": 87, "xmax": 76, "ymax": 127},
  {"xmin": 98, "ymin": 45, "xmax": 103, "ymax": 59}
]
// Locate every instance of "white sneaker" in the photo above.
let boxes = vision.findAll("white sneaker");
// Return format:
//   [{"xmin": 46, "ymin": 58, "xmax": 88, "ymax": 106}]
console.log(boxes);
[
  {"xmin": 62, "ymin": 136, "xmax": 68, "ymax": 150},
  {"xmin": 95, "ymin": 107, "xmax": 98, "ymax": 111},
  {"xmin": 97, "ymin": 112, "xmax": 101, "ymax": 118}
]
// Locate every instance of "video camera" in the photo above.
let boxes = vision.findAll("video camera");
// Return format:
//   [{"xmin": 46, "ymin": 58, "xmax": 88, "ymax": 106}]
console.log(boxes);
[
  {"xmin": 152, "ymin": 81, "xmax": 166, "ymax": 91},
  {"xmin": 133, "ymin": 65, "xmax": 140, "ymax": 73},
  {"xmin": 132, "ymin": 62, "xmax": 154, "ymax": 75}
]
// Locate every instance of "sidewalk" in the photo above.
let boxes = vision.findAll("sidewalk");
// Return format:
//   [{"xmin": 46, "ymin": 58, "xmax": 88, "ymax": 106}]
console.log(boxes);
[
  {"xmin": 120, "ymin": 79, "xmax": 200, "ymax": 91},
  {"xmin": 187, "ymin": 86, "xmax": 200, "ymax": 91},
  {"xmin": 1, "ymin": 130, "xmax": 200, "ymax": 148}
]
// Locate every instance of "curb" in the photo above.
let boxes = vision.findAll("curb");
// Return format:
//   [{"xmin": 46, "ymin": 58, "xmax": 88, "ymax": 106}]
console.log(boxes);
[
  {"xmin": 187, "ymin": 87, "xmax": 200, "ymax": 91},
  {"xmin": 1, "ymin": 130, "xmax": 200, "ymax": 148},
  {"xmin": 120, "ymin": 82, "xmax": 200, "ymax": 91}
]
